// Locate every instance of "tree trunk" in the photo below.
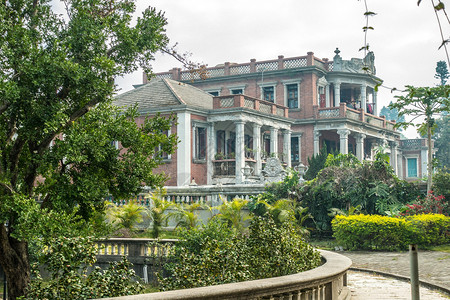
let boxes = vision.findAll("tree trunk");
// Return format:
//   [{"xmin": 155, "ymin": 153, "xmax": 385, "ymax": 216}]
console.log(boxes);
[
  {"xmin": 0, "ymin": 224, "xmax": 31, "ymax": 300},
  {"xmin": 427, "ymin": 124, "xmax": 433, "ymax": 192}
]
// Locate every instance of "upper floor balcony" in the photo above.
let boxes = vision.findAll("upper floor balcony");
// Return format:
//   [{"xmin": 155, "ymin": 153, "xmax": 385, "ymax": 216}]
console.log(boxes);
[
  {"xmin": 213, "ymin": 94, "xmax": 289, "ymax": 118},
  {"xmin": 313, "ymin": 103, "xmax": 397, "ymax": 131}
]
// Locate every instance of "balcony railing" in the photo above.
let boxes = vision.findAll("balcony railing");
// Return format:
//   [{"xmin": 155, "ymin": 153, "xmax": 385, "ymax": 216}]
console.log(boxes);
[
  {"xmin": 314, "ymin": 103, "xmax": 396, "ymax": 131},
  {"xmin": 213, "ymin": 159, "xmax": 256, "ymax": 177},
  {"xmin": 213, "ymin": 95, "xmax": 289, "ymax": 118},
  {"xmin": 153, "ymin": 53, "xmax": 330, "ymax": 82},
  {"xmin": 400, "ymin": 139, "xmax": 427, "ymax": 149}
]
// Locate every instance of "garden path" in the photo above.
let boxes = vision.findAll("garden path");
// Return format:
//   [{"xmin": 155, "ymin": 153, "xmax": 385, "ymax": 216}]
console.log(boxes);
[{"xmin": 340, "ymin": 250, "xmax": 450, "ymax": 299}]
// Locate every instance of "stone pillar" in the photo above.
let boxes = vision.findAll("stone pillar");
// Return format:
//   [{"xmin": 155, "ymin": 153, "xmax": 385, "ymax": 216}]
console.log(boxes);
[
  {"xmin": 235, "ymin": 121, "xmax": 246, "ymax": 184},
  {"xmin": 270, "ymin": 127, "xmax": 279, "ymax": 158},
  {"xmin": 207, "ymin": 122, "xmax": 216, "ymax": 185},
  {"xmin": 334, "ymin": 82, "xmax": 341, "ymax": 107},
  {"xmin": 390, "ymin": 141, "xmax": 398, "ymax": 175},
  {"xmin": 253, "ymin": 123, "xmax": 262, "ymax": 176},
  {"xmin": 283, "ymin": 129, "xmax": 292, "ymax": 168},
  {"xmin": 177, "ymin": 112, "xmax": 191, "ymax": 186},
  {"xmin": 337, "ymin": 129, "xmax": 351, "ymax": 154},
  {"xmin": 313, "ymin": 130, "xmax": 321, "ymax": 155},
  {"xmin": 421, "ymin": 148, "xmax": 428, "ymax": 178},
  {"xmin": 360, "ymin": 85, "xmax": 367, "ymax": 113},
  {"xmin": 397, "ymin": 150, "xmax": 403, "ymax": 178},
  {"xmin": 355, "ymin": 133, "xmax": 366, "ymax": 161},
  {"xmin": 325, "ymin": 84, "xmax": 330, "ymax": 107},
  {"xmin": 373, "ymin": 90, "xmax": 378, "ymax": 116}
]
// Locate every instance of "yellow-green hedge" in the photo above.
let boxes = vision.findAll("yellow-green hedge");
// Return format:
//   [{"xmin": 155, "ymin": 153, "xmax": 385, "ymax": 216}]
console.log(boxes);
[{"xmin": 332, "ymin": 214, "xmax": 450, "ymax": 251}]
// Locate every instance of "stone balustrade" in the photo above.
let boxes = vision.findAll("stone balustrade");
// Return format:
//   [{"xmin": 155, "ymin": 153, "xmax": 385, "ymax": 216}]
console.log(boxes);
[
  {"xmin": 314, "ymin": 103, "xmax": 396, "ymax": 131},
  {"xmin": 97, "ymin": 249, "xmax": 352, "ymax": 300},
  {"xmin": 213, "ymin": 95, "xmax": 289, "ymax": 118},
  {"xmin": 108, "ymin": 184, "xmax": 266, "ymax": 207}
]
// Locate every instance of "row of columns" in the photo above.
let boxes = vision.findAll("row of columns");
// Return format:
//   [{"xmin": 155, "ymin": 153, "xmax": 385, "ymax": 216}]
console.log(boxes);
[
  {"xmin": 328, "ymin": 82, "xmax": 377, "ymax": 115},
  {"xmin": 207, "ymin": 121, "xmax": 291, "ymax": 184},
  {"xmin": 313, "ymin": 128, "xmax": 400, "ymax": 176}
]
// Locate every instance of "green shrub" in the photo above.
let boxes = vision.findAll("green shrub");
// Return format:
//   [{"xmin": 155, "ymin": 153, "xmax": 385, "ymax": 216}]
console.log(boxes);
[
  {"xmin": 407, "ymin": 214, "xmax": 450, "ymax": 245},
  {"xmin": 332, "ymin": 214, "xmax": 450, "ymax": 251},
  {"xmin": 159, "ymin": 215, "xmax": 321, "ymax": 291},
  {"xmin": 23, "ymin": 236, "xmax": 143, "ymax": 299},
  {"xmin": 332, "ymin": 215, "xmax": 409, "ymax": 250}
]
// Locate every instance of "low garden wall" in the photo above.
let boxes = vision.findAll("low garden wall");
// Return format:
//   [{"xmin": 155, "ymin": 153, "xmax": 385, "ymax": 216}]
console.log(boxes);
[{"xmin": 95, "ymin": 239, "xmax": 352, "ymax": 300}]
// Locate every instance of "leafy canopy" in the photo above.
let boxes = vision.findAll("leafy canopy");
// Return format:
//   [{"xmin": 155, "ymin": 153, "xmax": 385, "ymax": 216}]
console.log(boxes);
[{"xmin": 0, "ymin": 0, "xmax": 177, "ymax": 298}]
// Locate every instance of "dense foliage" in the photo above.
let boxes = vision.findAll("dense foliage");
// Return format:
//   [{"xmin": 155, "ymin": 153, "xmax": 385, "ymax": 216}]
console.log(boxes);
[
  {"xmin": 433, "ymin": 116, "xmax": 450, "ymax": 169},
  {"xmin": 300, "ymin": 153, "xmax": 421, "ymax": 233},
  {"xmin": 23, "ymin": 236, "xmax": 143, "ymax": 299},
  {"xmin": 0, "ymin": 0, "xmax": 177, "ymax": 297},
  {"xmin": 158, "ymin": 215, "xmax": 320, "ymax": 291},
  {"xmin": 332, "ymin": 214, "xmax": 450, "ymax": 251}
]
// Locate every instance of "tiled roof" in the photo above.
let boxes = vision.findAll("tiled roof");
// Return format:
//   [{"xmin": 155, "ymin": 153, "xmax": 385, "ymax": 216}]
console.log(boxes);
[{"xmin": 114, "ymin": 78, "xmax": 213, "ymax": 111}]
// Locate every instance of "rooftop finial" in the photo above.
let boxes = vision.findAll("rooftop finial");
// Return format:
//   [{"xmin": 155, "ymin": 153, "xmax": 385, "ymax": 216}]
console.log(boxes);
[{"xmin": 334, "ymin": 48, "xmax": 341, "ymax": 55}]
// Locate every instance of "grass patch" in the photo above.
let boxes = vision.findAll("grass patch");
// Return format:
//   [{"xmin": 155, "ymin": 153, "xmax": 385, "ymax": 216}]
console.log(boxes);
[
  {"xmin": 308, "ymin": 238, "xmax": 337, "ymax": 251},
  {"xmin": 427, "ymin": 244, "xmax": 450, "ymax": 253}
]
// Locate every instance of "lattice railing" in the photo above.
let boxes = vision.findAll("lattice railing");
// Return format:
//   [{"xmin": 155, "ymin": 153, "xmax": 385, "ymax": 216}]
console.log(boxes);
[
  {"xmin": 277, "ymin": 107, "xmax": 285, "ymax": 117},
  {"xmin": 284, "ymin": 57, "xmax": 307, "ymax": 69},
  {"xmin": 220, "ymin": 97, "xmax": 234, "ymax": 107},
  {"xmin": 259, "ymin": 102, "xmax": 272, "ymax": 114},
  {"xmin": 180, "ymin": 71, "xmax": 200, "ymax": 81},
  {"xmin": 230, "ymin": 64, "xmax": 250, "ymax": 75},
  {"xmin": 244, "ymin": 97, "xmax": 255, "ymax": 109},
  {"xmin": 346, "ymin": 110, "xmax": 360, "ymax": 121},
  {"xmin": 401, "ymin": 139, "xmax": 424, "ymax": 148},
  {"xmin": 155, "ymin": 72, "xmax": 173, "ymax": 79},
  {"xmin": 208, "ymin": 67, "xmax": 225, "ymax": 77},
  {"xmin": 255, "ymin": 61, "xmax": 278, "ymax": 71},
  {"xmin": 319, "ymin": 109, "xmax": 340, "ymax": 118}
]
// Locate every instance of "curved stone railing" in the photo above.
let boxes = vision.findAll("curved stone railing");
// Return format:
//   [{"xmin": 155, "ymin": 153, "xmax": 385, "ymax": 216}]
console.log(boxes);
[{"xmin": 98, "ymin": 250, "xmax": 352, "ymax": 300}]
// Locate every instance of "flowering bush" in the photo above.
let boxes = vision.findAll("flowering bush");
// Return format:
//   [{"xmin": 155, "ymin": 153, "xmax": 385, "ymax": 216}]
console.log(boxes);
[{"xmin": 402, "ymin": 191, "xmax": 448, "ymax": 216}]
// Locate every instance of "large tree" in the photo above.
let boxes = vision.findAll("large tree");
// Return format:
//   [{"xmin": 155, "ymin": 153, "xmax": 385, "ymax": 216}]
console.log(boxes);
[
  {"xmin": 434, "ymin": 115, "xmax": 450, "ymax": 169},
  {"xmin": 0, "ymin": 0, "xmax": 177, "ymax": 298},
  {"xmin": 390, "ymin": 85, "xmax": 450, "ymax": 191}
]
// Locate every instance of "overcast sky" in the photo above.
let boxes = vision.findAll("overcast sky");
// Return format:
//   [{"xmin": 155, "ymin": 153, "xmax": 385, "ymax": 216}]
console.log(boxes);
[{"xmin": 114, "ymin": 0, "xmax": 448, "ymax": 138}]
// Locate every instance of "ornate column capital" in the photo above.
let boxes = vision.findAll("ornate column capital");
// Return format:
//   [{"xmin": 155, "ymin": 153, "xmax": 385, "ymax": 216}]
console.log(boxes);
[
  {"xmin": 313, "ymin": 130, "xmax": 321, "ymax": 140},
  {"xmin": 337, "ymin": 129, "xmax": 351, "ymax": 138}
]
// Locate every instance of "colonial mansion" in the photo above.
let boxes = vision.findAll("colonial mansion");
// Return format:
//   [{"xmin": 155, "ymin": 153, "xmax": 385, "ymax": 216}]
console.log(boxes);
[{"xmin": 114, "ymin": 49, "xmax": 429, "ymax": 188}]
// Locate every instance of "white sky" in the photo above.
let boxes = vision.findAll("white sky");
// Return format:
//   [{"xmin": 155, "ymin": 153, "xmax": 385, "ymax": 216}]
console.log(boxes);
[{"xmin": 113, "ymin": 0, "xmax": 448, "ymax": 139}]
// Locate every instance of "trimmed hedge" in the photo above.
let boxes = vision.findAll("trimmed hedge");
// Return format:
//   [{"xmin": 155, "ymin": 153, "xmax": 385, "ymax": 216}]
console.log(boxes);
[{"xmin": 332, "ymin": 214, "xmax": 450, "ymax": 251}]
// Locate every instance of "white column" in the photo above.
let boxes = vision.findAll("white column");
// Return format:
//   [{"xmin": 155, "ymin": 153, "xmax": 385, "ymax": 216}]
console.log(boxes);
[
  {"xmin": 355, "ymin": 133, "xmax": 366, "ymax": 161},
  {"xmin": 235, "ymin": 121, "xmax": 246, "ymax": 184},
  {"xmin": 421, "ymin": 148, "xmax": 428, "ymax": 178},
  {"xmin": 373, "ymin": 90, "xmax": 378, "ymax": 116},
  {"xmin": 337, "ymin": 129, "xmax": 351, "ymax": 154},
  {"xmin": 283, "ymin": 129, "xmax": 292, "ymax": 168},
  {"xmin": 313, "ymin": 130, "xmax": 321, "ymax": 155},
  {"xmin": 270, "ymin": 127, "xmax": 279, "ymax": 158},
  {"xmin": 325, "ymin": 84, "xmax": 330, "ymax": 107},
  {"xmin": 397, "ymin": 150, "xmax": 403, "ymax": 178},
  {"xmin": 360, "ymin": 85, "xmax": 367, "ymax": 113},
  {"xmin": 334, "ymin": 82, "xmax": 341, "ymax": 107},
  {"xmin": 390, "ymin": 141, "xmax": 398, "ymax": 175},
  {"xmin": 207, "ymin": 122, "xmax": 216, "ymax": 185},
  {"xmin": 177, "ymin": 112, "xmax": 191, "ymax": 186},
  {"xmin": 253, "ymin": 123, "xmax": 262, "ymax": 176}
]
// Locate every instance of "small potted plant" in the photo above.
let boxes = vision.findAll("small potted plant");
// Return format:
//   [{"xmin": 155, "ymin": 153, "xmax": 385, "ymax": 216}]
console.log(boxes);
[{"xmin": 215, "ymin": 152, "xmax": 225, "ymax": 160}]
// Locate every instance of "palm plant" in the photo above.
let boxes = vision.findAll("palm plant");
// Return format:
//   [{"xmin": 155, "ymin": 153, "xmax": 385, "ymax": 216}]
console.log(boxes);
[
  {"xmin": 172, "ymin": 203, "xmax": 207, "ymax": 230},
  {"xmin": 214, "ymin": 197, "xmax": 251, "ymax": 233},
  {"xmin": 105, "ymin": 201, "xmax": 147, "ymax": 232},
  {"xmin": 147, "ymin": 188, "xmax": 174, "ymax": 238}
]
